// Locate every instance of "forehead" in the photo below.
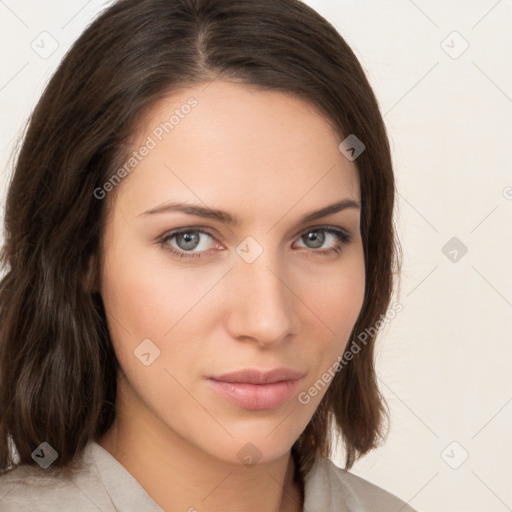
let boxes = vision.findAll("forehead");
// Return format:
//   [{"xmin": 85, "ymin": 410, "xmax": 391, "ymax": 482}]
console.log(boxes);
[{"xmin": 113, "ymin": 80, "xmax": 360, "ymax": 219}]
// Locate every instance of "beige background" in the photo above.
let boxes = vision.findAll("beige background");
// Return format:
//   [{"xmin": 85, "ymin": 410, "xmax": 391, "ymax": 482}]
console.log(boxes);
[{"xmin": 1, "ymin": 1, "xmax": 511, "ymax": 510}]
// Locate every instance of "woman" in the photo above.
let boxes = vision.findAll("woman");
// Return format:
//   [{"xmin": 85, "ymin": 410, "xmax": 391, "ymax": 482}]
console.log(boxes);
[{"xmin": 0, "ymin": 0, "xmax": 414, "ymax": 510}]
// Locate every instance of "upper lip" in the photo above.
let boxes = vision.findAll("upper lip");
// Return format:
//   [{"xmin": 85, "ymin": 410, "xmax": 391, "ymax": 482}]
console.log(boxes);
[{"xmin": 210, "ymin": 368, "xmax": 305, "ymax": 384}]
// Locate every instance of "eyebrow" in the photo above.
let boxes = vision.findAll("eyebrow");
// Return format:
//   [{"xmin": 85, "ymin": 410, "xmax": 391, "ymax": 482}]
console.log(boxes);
[{"xmin": 139, "ymin": 198, "xmax": 360, "ymax": 225}]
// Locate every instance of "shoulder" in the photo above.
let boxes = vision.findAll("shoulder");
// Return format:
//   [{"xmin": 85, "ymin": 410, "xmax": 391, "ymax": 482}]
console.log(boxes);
[
  {"xmin": 304, "ymin": 455, "xmax": 418, "ymax": 512},
  {"xmin": 0, "ymin": 463, "xmax": 75, "ymax": 511},
  {"xmin": 0, "ymin": 444, "xmax": 116, "ymax": 512}
]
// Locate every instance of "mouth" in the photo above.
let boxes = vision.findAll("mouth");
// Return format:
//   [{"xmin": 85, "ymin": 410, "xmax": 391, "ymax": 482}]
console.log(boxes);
[{"xmin": 206, "ymin": 368, "xmax": 305, "ymax": 411}]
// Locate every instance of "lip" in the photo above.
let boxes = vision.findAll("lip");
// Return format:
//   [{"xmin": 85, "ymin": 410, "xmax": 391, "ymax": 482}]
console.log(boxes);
[
  {"xmin": 211, "ymin": 368, "xmax": 305, "ymax": 384},
  {"xmin": 207, "ymin": 368, "xmax": 305, "ymax": 411}
]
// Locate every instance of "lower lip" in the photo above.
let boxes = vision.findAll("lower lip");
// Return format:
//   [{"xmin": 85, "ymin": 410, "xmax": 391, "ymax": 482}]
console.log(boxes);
[{"xmin": 206, "ymin": 378, "xmax": 303, "ymax": 411}]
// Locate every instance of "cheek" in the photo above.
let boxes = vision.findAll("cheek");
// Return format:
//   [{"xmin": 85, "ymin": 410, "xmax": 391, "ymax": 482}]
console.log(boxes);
[
  {"xmin": 294, "ymin": 249, "xmax": 365, "ymax": 388},
  {"xmin": 101, "ymin": 238, "xmax": 197, "ymax": 336},
  {"xmin": 314, "ymin": 271, "xmax": 364, "ymax": 327},
  {"xmin": 100, "ymin": 239, "xmax": 221, "ymax": 385},
  {"xmin": 101, "ymin": 254, "xmax": 167, "ymax": 339},
  {"xmin": 299, "ymin": 251, "xmax": 365, "ymax": 339},
  {"xmin": 100, "ymin": 245, "xmax": 208, "ymax": 414}
]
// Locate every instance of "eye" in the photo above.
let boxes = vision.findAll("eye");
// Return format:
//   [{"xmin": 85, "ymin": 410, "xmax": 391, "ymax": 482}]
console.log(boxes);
[
  {"xmin": 294, "ymin": 227, "xmax": 352, "ymax": 257},
  {"xmin": 160, "ymin": 229, "xmax": 217, "ymax": 259},
  {"xmin": 159, "ymin": 226, "xmax": 352, "ymax": 260}
]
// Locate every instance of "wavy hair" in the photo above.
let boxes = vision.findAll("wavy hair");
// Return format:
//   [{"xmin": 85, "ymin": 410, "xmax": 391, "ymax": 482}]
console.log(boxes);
[{"xmin": 0, "ymin": 0, "xmax": 401, "ymax": 486}]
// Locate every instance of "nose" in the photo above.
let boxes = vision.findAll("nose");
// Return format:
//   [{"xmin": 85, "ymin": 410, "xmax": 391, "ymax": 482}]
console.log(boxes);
[{"xmin": 225, "ymin": 246, "xmax": 297, "ymax": 348}]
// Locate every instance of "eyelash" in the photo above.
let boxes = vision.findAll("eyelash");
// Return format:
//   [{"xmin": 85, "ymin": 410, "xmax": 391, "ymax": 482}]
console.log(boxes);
[{"xmin": 158, "ymin": 226, "xmax": 352, "ymax": 260}]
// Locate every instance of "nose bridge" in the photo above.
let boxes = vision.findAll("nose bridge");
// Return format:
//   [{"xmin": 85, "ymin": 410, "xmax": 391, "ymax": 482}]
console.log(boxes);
[{"xmin": 228, "ymin": 235, "xmax": 295, "ymax": 345}]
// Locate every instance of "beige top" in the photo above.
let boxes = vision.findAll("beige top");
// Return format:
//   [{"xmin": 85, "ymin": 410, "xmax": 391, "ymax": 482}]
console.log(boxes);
[{"xmin": 0, "ymin": 440, "xmax": 417, "ymax": 511}]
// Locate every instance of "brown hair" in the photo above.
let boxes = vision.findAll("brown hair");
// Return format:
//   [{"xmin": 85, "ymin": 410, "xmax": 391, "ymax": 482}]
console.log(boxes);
[{"xmin": 0, "ymin": 0, "xmax": 400, "ymax": 486}]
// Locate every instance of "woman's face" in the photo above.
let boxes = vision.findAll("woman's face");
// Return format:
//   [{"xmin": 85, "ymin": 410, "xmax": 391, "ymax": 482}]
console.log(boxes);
[{"xmin": 99, "ymin": 80, "xmax": 365, "ymax": 465}]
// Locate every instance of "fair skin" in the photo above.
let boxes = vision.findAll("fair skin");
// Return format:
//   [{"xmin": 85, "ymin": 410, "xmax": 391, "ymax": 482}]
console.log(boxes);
[{"xmin": 95, "ymin": 79, "xmax": 365, "ymax": 512}]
